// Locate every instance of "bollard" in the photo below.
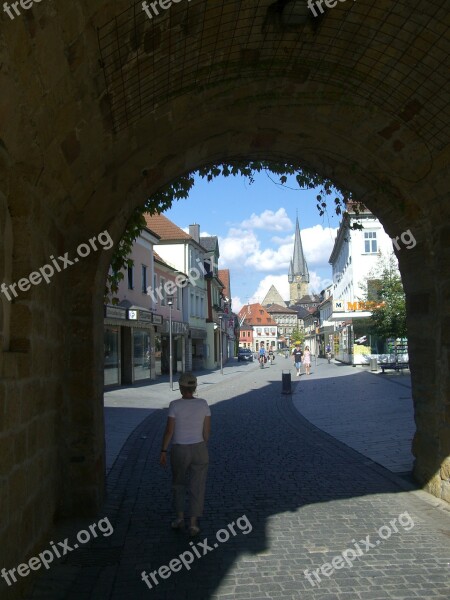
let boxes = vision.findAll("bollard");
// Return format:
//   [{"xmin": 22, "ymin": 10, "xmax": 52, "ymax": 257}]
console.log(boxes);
[{"xmin": 282, "ymin": 371, "xmax": 292, "ymax": 395}]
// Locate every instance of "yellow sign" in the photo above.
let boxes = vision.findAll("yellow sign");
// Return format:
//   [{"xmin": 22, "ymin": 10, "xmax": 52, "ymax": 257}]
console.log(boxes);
[{"xmin": 347, "ymin": 301, "xmax": 385, "ymax": 311}]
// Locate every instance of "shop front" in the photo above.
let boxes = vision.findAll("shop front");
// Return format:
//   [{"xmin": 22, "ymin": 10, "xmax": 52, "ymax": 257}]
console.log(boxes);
[
  {"xmin": 158, "ymin": 318, "xmax": 188, "ymax": 375},
  {"xmin": 104, "ymin": 305, "xmax": 156, "ymax": 387},
  {"xmin": 190, "ymin": 327, "xmax": 207, "ymax": 371},
  {"xmin": 330, "ymin": 301, "xmax": 403, "ymax": 365}
]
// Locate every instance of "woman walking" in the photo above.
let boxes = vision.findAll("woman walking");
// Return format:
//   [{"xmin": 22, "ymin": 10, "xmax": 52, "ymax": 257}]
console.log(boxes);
[
  {"xmin": 303, "ymin": 346, "xmax": 312, "ymax": 375},
  {"xmin": 160, "ymin": 373, "xmax": 211, "ymax": 536}
]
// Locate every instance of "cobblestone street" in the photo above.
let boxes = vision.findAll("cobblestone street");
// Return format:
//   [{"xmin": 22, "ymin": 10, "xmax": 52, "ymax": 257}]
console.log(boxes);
[{"xmin": 27, "ymin": 359, "xmax": 450, "ymax": 599}]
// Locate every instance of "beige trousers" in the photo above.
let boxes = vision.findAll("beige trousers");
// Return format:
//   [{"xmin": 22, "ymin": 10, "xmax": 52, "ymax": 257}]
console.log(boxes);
[{"xmin": 170, "ymin": 441, "xmax": 209, "ymax": 517}]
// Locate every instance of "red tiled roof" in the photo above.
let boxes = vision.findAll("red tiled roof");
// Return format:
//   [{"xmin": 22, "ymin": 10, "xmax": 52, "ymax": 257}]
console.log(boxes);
[
  {"xmin": 238, "ymin": 303, "xmax": 276, "ymax": 326},
  {"xmin": 144, "ymin": 213, "xmax": 191, "ymax": 241}
]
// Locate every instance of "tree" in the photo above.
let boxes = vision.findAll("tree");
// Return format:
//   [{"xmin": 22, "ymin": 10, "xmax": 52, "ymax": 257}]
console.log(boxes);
[
  {"xmin": 290, "ymin": 327, "xmax": 305, "ymax": 345},
  {"xmin": 360, "ymin": 253, "xmax": 407, "ymax": 340},
  {"xmin": 105, "ymin": 160, "xmax": 363, "ymax": 302}
]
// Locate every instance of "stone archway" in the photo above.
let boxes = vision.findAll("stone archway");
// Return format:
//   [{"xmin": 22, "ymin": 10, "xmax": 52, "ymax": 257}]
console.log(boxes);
[{"xmin": 0, "ymin": 0, "xmax": 448, "ymax": 580}]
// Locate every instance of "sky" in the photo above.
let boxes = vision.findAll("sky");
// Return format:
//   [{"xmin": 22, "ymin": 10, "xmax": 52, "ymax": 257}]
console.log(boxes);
[{"xmin": 163, "ymin": 172, "xmax": 342, "ymax": 313}]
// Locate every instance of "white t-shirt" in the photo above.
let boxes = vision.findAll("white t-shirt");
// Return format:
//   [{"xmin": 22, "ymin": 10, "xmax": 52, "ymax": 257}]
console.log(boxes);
[{"xmin": 168, "ymin": 398, "xmax": 211, "ymax": 445}]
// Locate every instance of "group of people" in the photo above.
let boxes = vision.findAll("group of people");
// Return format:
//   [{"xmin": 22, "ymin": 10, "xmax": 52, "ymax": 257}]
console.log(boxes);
[
  {"xmin": 292, "ymin": 342, "xmax": 312, "ymax": 376},
  {"xmin": 257, "ymin": 342, "xmax": 275, "ymax": 367}
]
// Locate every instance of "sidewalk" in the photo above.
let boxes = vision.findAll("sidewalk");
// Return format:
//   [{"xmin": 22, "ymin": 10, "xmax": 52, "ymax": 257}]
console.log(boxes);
[
  {"xmin": 104, "ymin": 361, "xmax": 250, "ymax": 472},
  {"xmin": 291, "ymin": 360, "xmax": 415, "ymax": 473},
  {"xmin": 25, "ymin": 357, "xmax": 450, "ymax": 599}
]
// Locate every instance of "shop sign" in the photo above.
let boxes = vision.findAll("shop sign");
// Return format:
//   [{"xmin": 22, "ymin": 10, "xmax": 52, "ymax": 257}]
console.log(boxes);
[
  {"xmin": 127, "ymin": 308, "xmax": 154, "ymax": 322},
  {"xmin": 152, "ymin": 314, "xmax": 163, "ymax": 325},
  {"xmin": 105, "ymin": 305, "xmax": 127, "ymax": 319},
  {"xmin": 347, "ymin": 301, "xmax": 385, "ymax": 311},
  {"xmin": 139, "ymin": 310, "xmax": 153, "ymax": 323},
  {"xmin": 333, "ymin": 300, "xmax": 344, "ymax": 312}
]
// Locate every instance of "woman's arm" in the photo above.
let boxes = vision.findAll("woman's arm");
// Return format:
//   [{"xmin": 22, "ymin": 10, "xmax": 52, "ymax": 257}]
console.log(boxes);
[
  {"xmin": 160, "ymin": 417, "xmax": 175, "ymax": 466},
  {"xmin": 202, "ymin": 416, "xmax": 211, "ymax": 443}
]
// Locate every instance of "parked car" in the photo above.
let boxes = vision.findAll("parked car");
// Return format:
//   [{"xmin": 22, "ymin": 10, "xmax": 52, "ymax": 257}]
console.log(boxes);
[{"xmin": 238, "ymin": 348, "xmax": 254, "ymax": 362}]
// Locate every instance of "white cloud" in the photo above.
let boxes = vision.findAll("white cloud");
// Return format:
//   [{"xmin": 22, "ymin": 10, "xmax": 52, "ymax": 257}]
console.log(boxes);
[
  {"xmin": 302, "ymin": 225, "xmax": 338, "ymax": 266},
  {"xmin": 181, "ymin": 227, "xmax": 215, "ymax": 238},
  {"xmin": 240, "ymin": 208, "xmax": 293, "ymax": 231},
  {"xmin": 232, "ymin": 296, "xmax": 244, "ymax": 313},
  {"xmin": 220, "ymin": 223, "xmax": 338, "ymax": 274},
  {"xmin": 244, "ymin": 243, "xmax": 292, "ymax": 272},
  {"xmin": 219, "ymin": 228, "xmax": 260, "ymax": 264}
]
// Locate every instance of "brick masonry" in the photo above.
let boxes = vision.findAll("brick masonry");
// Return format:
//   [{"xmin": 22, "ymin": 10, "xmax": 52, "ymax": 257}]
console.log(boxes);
[{"xmin": 0, "ymin": 1, "xmax": 449, "ymax": 594}]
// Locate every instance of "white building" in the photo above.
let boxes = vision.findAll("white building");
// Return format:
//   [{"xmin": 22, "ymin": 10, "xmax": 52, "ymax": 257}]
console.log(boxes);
[
  {"xmin": 328, "ymin": 205, "xmax": 398, "ymax": 364},
  {"xmin": 144, "ymin": 214, "xmax": 209, "ymax": 371}
]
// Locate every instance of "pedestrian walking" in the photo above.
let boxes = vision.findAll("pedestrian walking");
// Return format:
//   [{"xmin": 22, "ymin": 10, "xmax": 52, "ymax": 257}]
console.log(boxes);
[
  {"xmin": 292, "ymin": 343, "xmax": 303, "ymax": 376},
  {"xmin": 160, "ymin": 372, "xmax": 211, "ymax": 536},
  {"xmin": 303, "ymin": 346, "xmax": 312, "ymax": 375}
]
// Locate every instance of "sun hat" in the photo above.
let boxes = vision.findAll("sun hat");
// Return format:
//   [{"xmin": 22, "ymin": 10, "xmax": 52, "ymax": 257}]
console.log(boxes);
[{"xmin": 179, "ymin": 372, "xmax": 197, "ymax": 387}]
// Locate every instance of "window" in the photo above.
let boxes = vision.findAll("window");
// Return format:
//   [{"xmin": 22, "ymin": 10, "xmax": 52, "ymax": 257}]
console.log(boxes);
[
  {"xmin": 127, "ymin": 266, "xmax": 134, "ymax": 290},
  {"xmin": 364, "ymin": 231, "xmax": 378, "ymax": 253},
  {"xmin": 190, "ymin": 293, "xmax": 194, "ymax": 315},
  {"xmin": 141, "ymin": 265, "xmax": 147, "ymax": 293},
  {"xmin": 176, "ymin": 286, "xmax": 181, "ymax": 310}
]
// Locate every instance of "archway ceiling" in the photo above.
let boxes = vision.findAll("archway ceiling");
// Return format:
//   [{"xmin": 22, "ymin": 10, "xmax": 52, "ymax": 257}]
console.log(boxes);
[{"xmin": 96, "ymin": 0, "xmax": 449, "ymax": 150}]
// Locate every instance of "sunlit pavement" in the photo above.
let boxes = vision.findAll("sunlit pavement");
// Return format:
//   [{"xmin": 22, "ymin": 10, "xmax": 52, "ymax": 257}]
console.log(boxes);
[{"xmin": 27, "ymin": 358, "xmax": 450, "ymax": 599}]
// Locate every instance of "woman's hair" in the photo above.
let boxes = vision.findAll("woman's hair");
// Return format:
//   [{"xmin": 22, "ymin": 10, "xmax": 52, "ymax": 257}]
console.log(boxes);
[{"xmin": 305, "ymin": 346, "xmax": 309, "ymax": 350}]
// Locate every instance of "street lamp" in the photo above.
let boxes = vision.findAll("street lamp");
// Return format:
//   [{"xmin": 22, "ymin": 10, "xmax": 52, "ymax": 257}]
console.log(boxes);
[
  {"xmin": 167, "ymin": 295, "xmax": 173, "ymax": 390},
  {"xmin": 313, "ymin": 319, "xmax": 318, "ymax": 368},
  {"xmin": 218, "ymin": 312, "xmax": 224, "ymax": 375}
]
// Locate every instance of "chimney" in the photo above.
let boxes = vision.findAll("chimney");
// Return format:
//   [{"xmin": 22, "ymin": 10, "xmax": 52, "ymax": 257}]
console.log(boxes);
[{"xmin": 189, "ymin": 223, "xmax": 200, "ymax": 242}]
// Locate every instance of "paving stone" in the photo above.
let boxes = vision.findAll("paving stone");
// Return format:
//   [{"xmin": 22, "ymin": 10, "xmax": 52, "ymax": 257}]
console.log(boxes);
[{"xmin": 25, "ymin": 360, "xmax": 450, "ymax": 599}]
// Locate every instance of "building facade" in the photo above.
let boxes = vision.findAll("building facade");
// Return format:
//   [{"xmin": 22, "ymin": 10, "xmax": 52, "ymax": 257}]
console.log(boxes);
[
  {"xmin": 328, "ymin": 205, "xmax": 400, "ymax": 364},
  {"xmin": 265, "ymin": 304, "xmax": 298, "ymax": 348},
  {"xmin": 145, "ymin": 214, "xmax": 209, "ymax": 371},
  {"xmin": 238, "ymin": 303, "xmax": 278, "ymax": 351}
]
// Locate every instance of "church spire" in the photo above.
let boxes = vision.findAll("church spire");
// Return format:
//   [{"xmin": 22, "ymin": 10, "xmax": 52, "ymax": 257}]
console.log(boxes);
[
  {"xmin": 288, "ymin": 215, "xmax": 310, "ymax": 304},
  {"xmin": 292, "ymin": 217, "xmax": 309, "ymax": 282}
]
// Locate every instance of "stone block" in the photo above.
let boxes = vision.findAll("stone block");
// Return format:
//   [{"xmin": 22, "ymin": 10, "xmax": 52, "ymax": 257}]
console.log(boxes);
[
  {"xmin": 0, "ymin": 434, "xmax": 14, "ymax": 476},
  {"xmin": 441, "ymin": 480, "xmax": 450, "ymax": 503},
  {"xmin": 14, "ymin": 428, "xmax": 27, "ymax": 464}
]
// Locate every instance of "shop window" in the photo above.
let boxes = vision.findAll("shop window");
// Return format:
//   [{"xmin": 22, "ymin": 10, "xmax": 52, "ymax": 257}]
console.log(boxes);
[
  {"xmin": 104, "ymin": 327, "xmax": 120, "ymax": 386},
  {"xmin": 133, "ymin": 330, "xmax": 151, "ymax": 381}
]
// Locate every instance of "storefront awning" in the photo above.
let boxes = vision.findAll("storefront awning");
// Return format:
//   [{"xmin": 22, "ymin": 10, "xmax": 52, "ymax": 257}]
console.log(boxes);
[{"xmin": 329, "ymin": 311, "xmax": 372, "ymax": 321}]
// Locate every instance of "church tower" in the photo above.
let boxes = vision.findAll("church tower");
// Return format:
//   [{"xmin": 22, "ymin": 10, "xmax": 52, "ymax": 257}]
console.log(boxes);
[{"xmin": 288, "ymin": 216, "xmax": 309, "ymax": 303}]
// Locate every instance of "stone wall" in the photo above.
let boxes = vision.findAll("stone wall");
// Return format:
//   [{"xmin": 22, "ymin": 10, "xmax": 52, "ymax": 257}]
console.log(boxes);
[{"xmin": 0, "ymin": 0, "xmax": 449, "ymax": 595}]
